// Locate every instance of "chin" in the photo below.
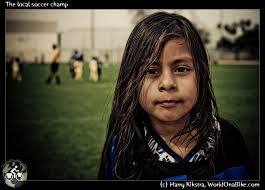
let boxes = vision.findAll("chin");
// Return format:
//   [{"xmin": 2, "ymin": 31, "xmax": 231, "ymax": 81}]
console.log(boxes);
[
  {"xmin": 158, "ymin": 115, "xmax": 180, "ymax": 122},
  {"xmin": 157, "ymin": 112, "xmax": 188, "ymax": 123}
]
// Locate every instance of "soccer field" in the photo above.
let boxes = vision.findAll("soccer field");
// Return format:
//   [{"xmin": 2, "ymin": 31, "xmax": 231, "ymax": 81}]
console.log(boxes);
[{"xmin": 6, "ymin": 63, "xmax": 259, "ymax": 179}]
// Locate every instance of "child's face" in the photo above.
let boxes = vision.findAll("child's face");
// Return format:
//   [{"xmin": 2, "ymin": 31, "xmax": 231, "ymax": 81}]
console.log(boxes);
[{"xmin": 139, "ymin": 38, "xmax": 197, "ymax": 125}]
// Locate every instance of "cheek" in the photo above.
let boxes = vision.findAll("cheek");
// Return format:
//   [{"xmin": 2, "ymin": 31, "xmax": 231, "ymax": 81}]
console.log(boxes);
[
  {"xmin": 181, "ymin": 76, "xmax": 198, "ymax": 104},
  {"xmin": 139, "ymin": 80, "xmax": 153, "ymax": 109},
  {"xmin": 189, "ymin": 78, "xmax": 198, "ymax": 104}
]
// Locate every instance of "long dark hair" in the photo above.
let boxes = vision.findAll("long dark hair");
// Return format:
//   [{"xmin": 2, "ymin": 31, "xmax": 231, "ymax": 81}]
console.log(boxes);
[{"xmin": 98, "ymin": 12, "xmax": 219, "ymax": 179}]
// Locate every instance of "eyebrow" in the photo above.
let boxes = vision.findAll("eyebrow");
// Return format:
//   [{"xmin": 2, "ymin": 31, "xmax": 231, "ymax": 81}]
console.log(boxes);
[
  {"xmin": 151, "ymin": 57, "xmax": 193, "ymax": 66},
  {"xmin": 172, "ymin": 57, "xmax": 193, "ymax": 65}
]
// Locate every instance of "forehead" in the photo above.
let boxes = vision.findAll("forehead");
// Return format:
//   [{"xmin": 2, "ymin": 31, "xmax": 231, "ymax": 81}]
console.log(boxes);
[
  {"xmin": 161, "ymin": 38, "xmax": 191, "ymax": 57},
  {"xmin": 141, "ymin": 37, "xmax": 192, "ymax": 68}
]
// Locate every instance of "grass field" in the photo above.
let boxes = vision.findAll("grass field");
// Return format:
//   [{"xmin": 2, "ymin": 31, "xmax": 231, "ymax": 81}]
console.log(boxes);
[{"xmin": 6, "ymin": 62, "xmax": 259, "ymax": 180}]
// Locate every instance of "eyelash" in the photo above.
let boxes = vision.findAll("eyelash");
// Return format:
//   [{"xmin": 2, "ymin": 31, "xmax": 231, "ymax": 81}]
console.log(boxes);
[
  {"xmin": 146, "ymin": 67, "xmax": 159, "ymax": 75},
  {"xmin": 175, "ymin": 66, "xmax": 190, "ymax": 73},
  {"xmin": 146, "ymin": 66, "xmax": 190, "ymax": 75}
]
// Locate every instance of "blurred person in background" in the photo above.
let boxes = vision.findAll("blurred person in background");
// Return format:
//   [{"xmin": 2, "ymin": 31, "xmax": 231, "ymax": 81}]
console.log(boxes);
[
  {"xmin": 89, "ymin": 56, "xmax": 99, "ymax": 82},
  {"xmin": 45, "ymin": 44, "xmax": 61, "ymax": 85},
  {"xmin": 73, "ymin": 53, "xmax": 84, "ymax": 80},
  {"xmin": 96, "ymin": 57, "xmax": 103, "ymax": 81},
  {"xmin": 7, "ymin": 56, "xmax": 23, "ymax": 82},
  {"xmin": 69, "ymin": 50, "xmax": 79, "ymax": 79}
]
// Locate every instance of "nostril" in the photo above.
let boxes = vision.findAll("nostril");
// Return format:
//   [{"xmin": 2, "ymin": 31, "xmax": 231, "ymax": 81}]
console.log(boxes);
[
  {"xmin": 159, "ymin": 85, "xmax": 176, "ymax": 92},
  {"xmin": 159, "ymin": 86, "xmax": 165, "ymax": 92}
]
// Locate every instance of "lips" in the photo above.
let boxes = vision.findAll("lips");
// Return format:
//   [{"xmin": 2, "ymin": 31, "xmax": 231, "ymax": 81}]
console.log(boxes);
[{"xmin": 156, "ymin": 100, "xmax": 182, "ymax": 108}]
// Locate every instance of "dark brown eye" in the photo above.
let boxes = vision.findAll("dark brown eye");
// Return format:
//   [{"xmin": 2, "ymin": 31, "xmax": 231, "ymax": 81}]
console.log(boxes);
[
  {"xmin": 175, "ymin": 66, "xmax": 190, "ymax": 73},
  {"xmin": 146, "ymin": 67, "xmax": 159, "ymax": 75}
]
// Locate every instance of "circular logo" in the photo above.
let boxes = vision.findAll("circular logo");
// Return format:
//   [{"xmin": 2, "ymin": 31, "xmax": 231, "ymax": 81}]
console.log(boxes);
[{"xmin": 2, "ymin": 159, "xmax": 27, "ymax": 188}]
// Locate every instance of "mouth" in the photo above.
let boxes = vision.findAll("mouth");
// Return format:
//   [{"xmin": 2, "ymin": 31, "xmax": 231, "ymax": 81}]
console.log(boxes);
[{"xmin": 155, "ymin": 100, "xmax": 182, "ymax": 108}]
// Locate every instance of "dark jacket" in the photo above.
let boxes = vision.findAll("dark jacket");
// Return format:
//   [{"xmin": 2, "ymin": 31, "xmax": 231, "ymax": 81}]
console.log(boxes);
[{"xmin": 102, "ymin": 117, "xmax": 256, "ymax": 180}]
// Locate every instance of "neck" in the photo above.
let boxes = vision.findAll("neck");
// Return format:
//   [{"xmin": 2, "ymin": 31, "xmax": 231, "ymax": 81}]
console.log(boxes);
[
  {"xmin": 150, "ymin": 115, "xmax": 189, "ymax": 142},
  {"xmin": 148, "ymin": 114, "xmax": 198, "ymax": 158}
]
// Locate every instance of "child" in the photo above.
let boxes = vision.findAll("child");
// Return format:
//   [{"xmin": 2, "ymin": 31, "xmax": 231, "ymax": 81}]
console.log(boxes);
[
  {"xmin": 11, "ymin": 57, "xmax": 23, "ymax": 82},
  {"xmin": 96, "ymin": 57, "xmax": 103, "ymax": 81},
  {"xmin": 46, "ymin": 44, "xmax": 61, "ymax": 84},
  {"xmin": 69, "ymin": 50, "xmax": 79, "ymax": 79},
  {"xmin": 98, "ymin": 12, "xmax": 255, "ymax": 180},
  {"xmin": 89, "ymin": 56, "xmax": 99, "ymax": 82}
]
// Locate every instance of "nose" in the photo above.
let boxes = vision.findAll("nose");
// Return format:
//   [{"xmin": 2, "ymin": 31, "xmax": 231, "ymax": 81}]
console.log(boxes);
[{"xmin": 158, "ymin": 70, "xmax": 177, "ymax": 92}]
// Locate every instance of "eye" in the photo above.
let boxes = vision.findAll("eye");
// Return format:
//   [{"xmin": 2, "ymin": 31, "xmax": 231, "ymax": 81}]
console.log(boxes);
[
  {"xmin": 146, "ymin": 67, "xmax": 160, "ymax": 75},
  {"xmin": 175, "ymin": 66, "xmax": 190, "ymax": 73}
]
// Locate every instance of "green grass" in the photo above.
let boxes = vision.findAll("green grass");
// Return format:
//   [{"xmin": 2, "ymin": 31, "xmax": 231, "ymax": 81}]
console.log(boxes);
[{"xmin": 6, "ymin": 63, "xmax": 259, "ymax": 179}]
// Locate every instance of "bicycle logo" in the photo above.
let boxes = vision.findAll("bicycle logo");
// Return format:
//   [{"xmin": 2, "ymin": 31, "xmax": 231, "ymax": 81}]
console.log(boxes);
[
  {"xmin": 5, "ymin": 165, "xmax": 24, "ymax": 181},
  {"xmin": 2, "ymin": 159, "xmax": 27, "ymax": 188}
]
